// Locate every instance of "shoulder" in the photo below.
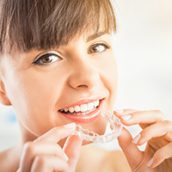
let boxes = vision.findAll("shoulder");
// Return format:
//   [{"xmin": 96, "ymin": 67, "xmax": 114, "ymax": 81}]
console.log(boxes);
[{"xmin": 0, "ymin": 147, "xmax": 19, "ymax": 172}]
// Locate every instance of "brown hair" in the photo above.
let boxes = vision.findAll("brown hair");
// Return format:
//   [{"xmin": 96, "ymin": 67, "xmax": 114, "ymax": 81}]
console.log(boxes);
[{"xmin": 0, "ymin": 0, "xmax": 116, "ymax": 54}]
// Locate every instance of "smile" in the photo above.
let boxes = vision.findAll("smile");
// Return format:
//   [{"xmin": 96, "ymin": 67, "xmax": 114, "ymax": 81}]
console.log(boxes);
[
  {"xmin": 59, "ymin": 100, "xmax": 99, "ymax": 114},
  {"xmin": 58, "ymin": 98, "xmax": 104, "ymax": 123}
]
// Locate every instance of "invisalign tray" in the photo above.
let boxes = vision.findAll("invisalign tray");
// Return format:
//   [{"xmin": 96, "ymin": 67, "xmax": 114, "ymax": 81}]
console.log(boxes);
[{"xmin": 74, "ymin": 111, "xmax": 123, "ymax": 143}]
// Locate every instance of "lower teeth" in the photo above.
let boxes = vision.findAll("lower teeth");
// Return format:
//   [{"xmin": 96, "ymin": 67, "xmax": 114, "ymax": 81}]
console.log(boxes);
[{"xmin": 62, "ymin": 107, "xmax": 97, "ymax": 114}]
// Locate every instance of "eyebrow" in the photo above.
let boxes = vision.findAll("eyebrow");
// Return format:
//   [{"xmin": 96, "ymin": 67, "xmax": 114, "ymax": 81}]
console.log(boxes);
[{"xmin": 87, "ymin": 31, "xmax": 108, "ymax": 42}]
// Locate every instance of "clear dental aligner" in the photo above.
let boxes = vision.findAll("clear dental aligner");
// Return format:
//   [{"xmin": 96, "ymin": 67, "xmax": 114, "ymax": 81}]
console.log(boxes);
[{"xmin": 74, "ymin": 111, "xmax": 123, "ymax": 143}]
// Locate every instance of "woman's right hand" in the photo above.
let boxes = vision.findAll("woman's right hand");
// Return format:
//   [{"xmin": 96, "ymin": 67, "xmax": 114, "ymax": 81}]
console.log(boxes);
[{"xmin": 17, "ymin": 123, "xmax": 82, "ymax": 172}]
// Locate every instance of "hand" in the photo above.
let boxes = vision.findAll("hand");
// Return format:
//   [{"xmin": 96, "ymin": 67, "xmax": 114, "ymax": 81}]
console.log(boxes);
[
  {"xmin": 17, "ymin": 123, "xmax": 82, "ymax": 172},
  {"xmin": 116, "ymin": 109, "xmax": 172, "ymax": 172}
]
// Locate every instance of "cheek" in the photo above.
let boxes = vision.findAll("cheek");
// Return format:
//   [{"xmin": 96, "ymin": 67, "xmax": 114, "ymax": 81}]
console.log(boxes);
[
  {"xmin": 5, "ymin": 70, "xmax": 66, "ymax": 134},
  {"xmin": 107, "ymin": 68, "xmax": 117, "ymax": 108},
  {"xmin": 98, "ymin": 51, "xmax": 117, "ymax": 79},
  {"xmin": 100, "ymin": 54, "xmax": 117, "ymax": 107}
]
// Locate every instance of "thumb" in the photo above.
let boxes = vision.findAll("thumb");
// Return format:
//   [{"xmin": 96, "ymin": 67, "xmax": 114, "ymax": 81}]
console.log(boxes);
[
  {"xmin": 63, "ymin": 135, "xmax": 82, "ymax": 171},
  {"xmin": 118, "ymin": 127, "xmax": 143, "ymax": 170}
]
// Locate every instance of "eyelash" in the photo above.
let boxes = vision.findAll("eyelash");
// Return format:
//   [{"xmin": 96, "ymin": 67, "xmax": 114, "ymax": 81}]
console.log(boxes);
[
  {"xmin": 88, "ymin": 43, "xmax": 110, "ymax": 54},
  {"xmin": 33, "ymin": 43, "xmax": 110, "ymax": 66},
  {"xmin": 33, "ymin": 53, "xmax": 61, "ymax": 66}
]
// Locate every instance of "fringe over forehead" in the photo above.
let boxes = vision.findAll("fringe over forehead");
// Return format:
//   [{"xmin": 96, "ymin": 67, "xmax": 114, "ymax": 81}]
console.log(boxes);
[{"xmin": 0, "ymin": 0, "xmax": 116, "ymax": 53}]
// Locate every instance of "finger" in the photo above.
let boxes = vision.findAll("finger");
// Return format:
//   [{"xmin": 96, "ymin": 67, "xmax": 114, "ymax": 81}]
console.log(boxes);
[
  {"xmin": 115, "ymin": 109, "xmax": 138, "ymax": 115},
  {"xmin": 165, "ymin": 130, "xmax": 172, "ymax": 142},
  {"xmin": 20, "ymin": 142, "xmax": 68, "ymax": 172},
  {"xmin": 116, "ymin": 110, "xmax": 164, "ymax": 128},
  {"xmin": 35, "ymin": 123, "xmax": 76, "ymax": 143},
  {"xmin": 118, "ymin": 127, "xmax": 143, "ymax": 170},
  {"xmin": 147, "ymin": 142, "xmax": 172, "ymax": 168},
  {"xmin": 30, "ymin": 155, "xmax": 68, "ymax": 172},
  {"xmin": 63, "ymin": 135, "xmax": 83, "ymax": 172},
  {"xmin": 133, "ymin": 121, "xmax": 172, "ymax": 145}
]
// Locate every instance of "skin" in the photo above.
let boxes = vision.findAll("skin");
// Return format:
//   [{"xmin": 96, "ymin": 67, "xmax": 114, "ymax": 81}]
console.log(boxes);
[
  {"xmin": 0, "ymin": 32, "xmax": 117, "ymax": 138},
  {"xmin": 0, "ymin": 32, "xmax": 118, "ymax": 171},
  {"xmin": 117, "ymin": 109, "xmax": 172, "ymax": 172},
  {"xmin": 0, "ymin": 31, "xmax": 172, "ymax": 172}
]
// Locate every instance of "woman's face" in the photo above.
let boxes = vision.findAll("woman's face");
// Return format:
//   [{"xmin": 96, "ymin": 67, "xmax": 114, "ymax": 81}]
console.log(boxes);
[{"xmin": 0, "ymin": 31, "xmax": 117, "ymax": 140}]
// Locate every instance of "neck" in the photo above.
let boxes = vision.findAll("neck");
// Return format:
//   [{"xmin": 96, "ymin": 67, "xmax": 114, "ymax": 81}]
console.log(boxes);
[{"xmin": 18, "ymin": 122, "xmax": 38, "ymax": 144}]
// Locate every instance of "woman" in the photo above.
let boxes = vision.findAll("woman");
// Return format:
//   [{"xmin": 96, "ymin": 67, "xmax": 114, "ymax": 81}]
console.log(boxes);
[{"xmin": 0, "ymin": 0, "xmax": 172, "ymax": 171}]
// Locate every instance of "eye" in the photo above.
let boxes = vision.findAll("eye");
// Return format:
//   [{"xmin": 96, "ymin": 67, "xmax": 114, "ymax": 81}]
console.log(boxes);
[
  {"xmin": 33, "ymin": 52, "xmax": 61, "ymax": 66},
  {"xmin": 88, "ymin": 43, "xmax": 110, "ymax": 54}
]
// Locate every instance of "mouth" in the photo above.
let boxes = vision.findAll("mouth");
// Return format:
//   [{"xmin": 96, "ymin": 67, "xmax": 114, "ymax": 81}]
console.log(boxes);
[{"xmin": 58, "ymin": 98, "xmax": 105, "ymax": 123}]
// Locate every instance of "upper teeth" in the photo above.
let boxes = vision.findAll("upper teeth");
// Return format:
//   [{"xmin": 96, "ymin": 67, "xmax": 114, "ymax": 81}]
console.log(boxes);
[{"xmin": 60, "ymin": 100, "xmax": 100, "ymax": 113}]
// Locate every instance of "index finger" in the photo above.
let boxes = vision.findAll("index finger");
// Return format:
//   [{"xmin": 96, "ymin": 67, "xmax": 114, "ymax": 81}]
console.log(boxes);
[{"xmin": 34, "ymin": 123, "xmax": 76, "ymax": 144}]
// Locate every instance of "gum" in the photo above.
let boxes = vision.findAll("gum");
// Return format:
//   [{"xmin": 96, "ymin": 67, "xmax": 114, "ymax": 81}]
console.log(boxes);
[{"xmin": 74, "ymin": 111, "xmax": 123, "ymax": 143}]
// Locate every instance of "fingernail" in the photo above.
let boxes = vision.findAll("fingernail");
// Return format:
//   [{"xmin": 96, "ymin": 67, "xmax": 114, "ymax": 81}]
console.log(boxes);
[
  {"xmin": 63, "ymin": 153, "xmax": 69, "ymax": 161},
  {"xmin": 147, "ymin": 158, "xmax": 154, "ymax": 167},
  {"xmin": 132, "ymin": 134, "xmax": 141, "ymax": 144},
  {"xmin": 121, "ymin": 114, "xmax": 132, "ymax": 121},
  {"xmin": 64, "ymin": 123, "xmax": 76, "ymax": 129}
]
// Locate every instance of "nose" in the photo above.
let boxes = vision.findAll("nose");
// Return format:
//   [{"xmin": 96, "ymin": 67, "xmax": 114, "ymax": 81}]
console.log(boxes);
[{"xmin": 68, "ymin": 60, "xmax": 100, "ymax": 91}]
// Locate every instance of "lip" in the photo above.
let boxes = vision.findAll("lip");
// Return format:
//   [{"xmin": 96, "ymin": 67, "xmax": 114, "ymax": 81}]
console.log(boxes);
[
  {"xmin": 59, "ymin": 98, "xmax": 105, "ymax": 123},
  {"xmin": 59, "ymin": 97, "xmax": 104, "ymax": 110}
]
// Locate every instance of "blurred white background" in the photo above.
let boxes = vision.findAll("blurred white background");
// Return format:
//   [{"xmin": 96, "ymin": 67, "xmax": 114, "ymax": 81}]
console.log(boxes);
[
  {"xmin": 115, "ymin": 0, "xmax": 172, "ymax": 116},
  {"xmin": 0, "ymin": 0, "xmax": 172, "ymax": 150}
]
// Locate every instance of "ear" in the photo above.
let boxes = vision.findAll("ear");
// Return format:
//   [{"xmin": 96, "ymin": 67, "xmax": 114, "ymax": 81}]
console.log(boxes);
[{"xmin": 0, "ymin": 80, "xmax": 11, "ymax": 106}]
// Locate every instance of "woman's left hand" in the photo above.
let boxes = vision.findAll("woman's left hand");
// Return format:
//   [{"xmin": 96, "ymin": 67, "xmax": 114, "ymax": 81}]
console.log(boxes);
[{"xmin": 116, "ymin": 109, "xmax": 172, "ymax": 172}]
